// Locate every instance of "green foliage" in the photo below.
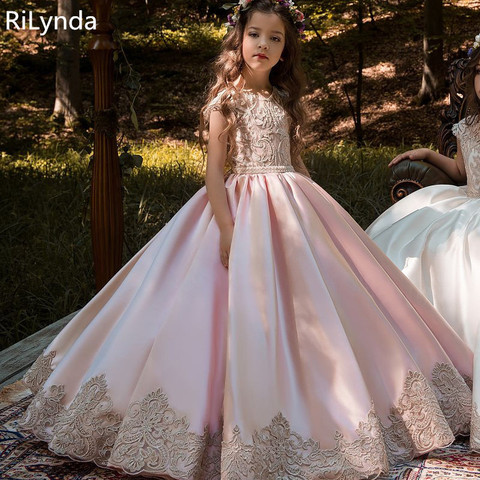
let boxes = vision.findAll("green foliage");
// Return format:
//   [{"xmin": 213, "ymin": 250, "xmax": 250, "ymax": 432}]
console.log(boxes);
[
  {"xmin": 0, "ymin": 0, "xmax": 55, "ymax": 17},
  {"xmin": 306, "ymin": 142, "xmax": 394, "ymax": 228},
  {"xmin": 113, "ymin": 0, "xmax": 227, "ymax": 25},
  {"xmin": 117, "ymin": 23, "xmax": 224, "ymax": 55}
]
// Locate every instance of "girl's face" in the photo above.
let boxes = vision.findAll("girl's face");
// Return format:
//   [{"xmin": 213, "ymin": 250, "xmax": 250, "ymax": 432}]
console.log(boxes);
[
  {"xmin": 242, "ymin": 11, "xmax": 286, "ymax": 75},
  {"xmin": 475, "ymin": 60, "xmax": 480, "ymax": 100}
]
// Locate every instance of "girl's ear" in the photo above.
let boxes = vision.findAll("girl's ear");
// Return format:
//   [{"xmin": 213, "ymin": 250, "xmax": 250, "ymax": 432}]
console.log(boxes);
[{"xmin": 280, "ymin": 57, "xmax": 284, "ymax": 61}]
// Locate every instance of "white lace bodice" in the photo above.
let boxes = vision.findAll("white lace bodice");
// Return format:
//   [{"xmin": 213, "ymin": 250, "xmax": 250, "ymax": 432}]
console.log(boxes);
[
  {"xmin": 452, "ymin": 118, "xmax": 480, "ymax": 197},
  {"xmin": 206, "ymin": 88, "xmax": 294, "ymax": 174}
]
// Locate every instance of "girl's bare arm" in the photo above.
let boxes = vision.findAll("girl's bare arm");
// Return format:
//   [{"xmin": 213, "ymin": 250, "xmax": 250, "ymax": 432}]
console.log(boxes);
[
  {"xmin": 292, "ymin": 155, "xmax": 310, "ymax": 178},
  {"xmin": 205, "ymin": 109, "xmax": 234, "ymax": 267},
  {"xmin": 389, "ymin": 146, "xmax": 467, "ymax": 183}
]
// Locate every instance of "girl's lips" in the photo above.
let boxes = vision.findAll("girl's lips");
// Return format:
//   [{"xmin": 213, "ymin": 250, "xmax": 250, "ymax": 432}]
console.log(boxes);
[{"xmin": 255, "ymin": 54, "xmax": 268, "ymax": 59}]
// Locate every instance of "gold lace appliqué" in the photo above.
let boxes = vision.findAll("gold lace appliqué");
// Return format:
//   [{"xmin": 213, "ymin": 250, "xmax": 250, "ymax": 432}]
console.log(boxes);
[
  {"xmin": 222, "ymin": 410, "xmax": 388, "ymax": 480},
  {"xmin": 470, "ymin": 402, "xmax": 480, "ymax": 451},
  {"xmin": 50, "ymin": 374, "xmax": 122, "ymax": 465},
  {"xmin": 19, "ymin": 355, "xmax": 471, "ymax": 480},
  {"xmin": 18, "ymin": 383, "xmax": 66, "ymax": 441},
  {"xmin": 20, "ymin": 374, "xmax": 121, "ymax": 466},
  {"xmin": 22, "ymin": 350, "xmax": 56, "ymax": 394},
  {"xmin": 382, "ymin": 370, "xmax": 454, "ymax": 465},
  {"xmin": 109, "ymin": 388, "xmax": 221, "ymax": 479},
  {"xmin": 431, "ymin": 363, "xmax": 471, "ymax": 435}
]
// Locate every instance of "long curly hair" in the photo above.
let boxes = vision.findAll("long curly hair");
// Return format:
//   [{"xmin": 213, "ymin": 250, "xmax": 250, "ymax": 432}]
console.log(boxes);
[
  {"xmin": 464, "ymin": 48, "xmax": 480, "ymax": 125},
  {"xmin": 199, "ymin": 0, "xmax": 307, "ymax": 171}
]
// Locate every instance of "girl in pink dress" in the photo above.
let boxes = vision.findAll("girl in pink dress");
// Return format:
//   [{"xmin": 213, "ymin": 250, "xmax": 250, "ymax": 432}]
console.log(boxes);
[{"xmin": 20, "ymin": 1, "xmax": 472, "ymax": 479}]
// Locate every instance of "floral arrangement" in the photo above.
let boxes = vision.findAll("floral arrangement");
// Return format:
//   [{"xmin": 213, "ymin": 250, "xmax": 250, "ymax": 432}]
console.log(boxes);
[
  {"xmin": 468, "ymin": 34, "xmax": 480, "ymax": 57},
  {"xmin": 222, "ymin": 0, "xmax": 306, "ymax": 38}
]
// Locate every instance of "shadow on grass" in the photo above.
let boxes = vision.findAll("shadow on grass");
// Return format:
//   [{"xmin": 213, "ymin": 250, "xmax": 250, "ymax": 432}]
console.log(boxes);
[{"xmin": 303, "ymin": 3, "xmax": 480, "ymax": 147}]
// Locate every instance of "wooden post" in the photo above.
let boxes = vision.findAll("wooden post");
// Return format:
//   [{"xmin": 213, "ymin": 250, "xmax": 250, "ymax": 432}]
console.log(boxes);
[{"xmin": 88, "ymin": 0, "xmax": 123, "ymax": 291}]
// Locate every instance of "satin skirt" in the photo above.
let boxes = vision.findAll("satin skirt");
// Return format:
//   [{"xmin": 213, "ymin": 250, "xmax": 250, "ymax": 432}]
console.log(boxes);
[
  {"xmin": 20, "ymin": 173, "xmax": 473, "ymax": 480},
  {"xmin": 367, "ymin": 184, "xmax": 480, "ymax": 449}
]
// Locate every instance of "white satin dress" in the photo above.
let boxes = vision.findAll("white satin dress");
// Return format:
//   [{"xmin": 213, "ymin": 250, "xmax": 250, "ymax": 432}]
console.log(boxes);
[
  {"xmin": 20, "ymin": 89, "xmax": 473, "ymax": 480},
  {"xmin": 367, "ymin": 117, "xmax": 480, "ymax": 449}
]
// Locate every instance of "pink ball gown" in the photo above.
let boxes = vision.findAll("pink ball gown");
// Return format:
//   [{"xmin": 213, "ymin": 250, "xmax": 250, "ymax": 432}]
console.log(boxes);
[{"xmin": 20, "ymin": 88, "xmax": 472, "ymax": 480}]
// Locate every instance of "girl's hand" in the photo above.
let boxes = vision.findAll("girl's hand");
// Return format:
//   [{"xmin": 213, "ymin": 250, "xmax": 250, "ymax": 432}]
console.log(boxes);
[
  {"xmin": 388, "ymin": 148, "xmax": 431, "ymax": 168},
  {"xmin": 219, "ymin": 225, "xmax": 234, "ymax": 269}
]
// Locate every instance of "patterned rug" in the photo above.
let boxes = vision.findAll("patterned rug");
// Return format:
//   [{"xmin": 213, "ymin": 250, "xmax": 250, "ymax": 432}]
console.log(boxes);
[
  {"xmin": 377, "ymin": 440, "xmax": 480, "ymax": 480},
  {"xmin": 0, "ymin": 382, "xmax": 150, "ymax": 480},
  {"xmin": 2, "ymin": 382, "xmax": 480, "ymax": 480}
]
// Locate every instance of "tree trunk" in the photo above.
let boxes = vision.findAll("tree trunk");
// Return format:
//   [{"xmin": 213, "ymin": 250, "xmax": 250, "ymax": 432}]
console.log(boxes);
[
  {"xmin": 418, "ymin": 0, "xmax": 445, "ymax": 105},
  {"xmin": 53, "ymin": 0, "xmax": 81, "ymax": 125},
  {"xmin": 343, "ymin": 0, "xmax": 365, "ymax": 147},
  {"xmin": 355, "ymin": 0, "xmax": 364, "ymax": 146}
]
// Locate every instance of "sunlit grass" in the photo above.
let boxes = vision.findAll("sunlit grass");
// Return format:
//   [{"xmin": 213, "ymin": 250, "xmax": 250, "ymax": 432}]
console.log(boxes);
[
  {"xmin": 1, "ymin": 141, "xmax": 398, "ymax": 350},
  {"xmin": 1, "ymin": 148, "xmax": 88, "ymax": 174},
  {"xmin": 120, "ymin": 23, "xmax": 225, "ymax": 53},
  {"xmin": 134, "ymin": 139, "xmax": 206, "ymax": 171}
]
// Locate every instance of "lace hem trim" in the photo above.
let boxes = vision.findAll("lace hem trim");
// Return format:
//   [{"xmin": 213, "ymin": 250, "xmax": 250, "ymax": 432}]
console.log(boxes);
[
  {"xmin": 470, "ymin": 402, "xmax": 480, "ymax": 451},
  {"xmin": 19, "ymin": 357, "xmax": 471, "ymax": 480},
  {"xmin": 22, "ymin": 350, "xmax": 56, "ymax": 394},
  {"xmin": 233, "ymin": 165, "xmax": 295, "ymax": 174}
]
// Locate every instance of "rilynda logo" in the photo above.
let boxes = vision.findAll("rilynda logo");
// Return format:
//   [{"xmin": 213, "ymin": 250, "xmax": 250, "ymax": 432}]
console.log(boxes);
[{"xmin": 5, "ymin": 11, "xmax": 97, "ymax": 36}]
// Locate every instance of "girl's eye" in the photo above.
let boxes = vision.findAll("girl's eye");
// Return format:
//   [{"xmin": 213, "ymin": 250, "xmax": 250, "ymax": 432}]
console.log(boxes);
[
  {"xmin": 272, "ymin": 36, "xmax": 280, "ymax": 42},
  {"xmin": 249, "ymin": 32, "xmax": 258, "ymax": 38}
]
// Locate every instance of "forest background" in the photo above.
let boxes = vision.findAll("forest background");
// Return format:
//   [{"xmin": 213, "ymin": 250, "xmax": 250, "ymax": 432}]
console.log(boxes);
[{"xmin": 1, "ymin": 0, "xmax": 479, "ymax": 350}]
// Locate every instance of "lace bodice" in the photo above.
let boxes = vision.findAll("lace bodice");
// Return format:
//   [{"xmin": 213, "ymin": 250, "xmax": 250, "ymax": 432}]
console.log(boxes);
[
  {"xmin": 452, "ymin": 118, "xmax": 480, "ymax": 197},
  {"xmin": 206, "ymin": 88, "xmax": 294, "ymax": 174}
]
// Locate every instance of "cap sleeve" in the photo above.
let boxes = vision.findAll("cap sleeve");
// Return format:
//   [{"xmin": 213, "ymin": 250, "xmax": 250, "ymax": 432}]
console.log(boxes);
[
  {"xmin": 204, "ymin": 89, "xmax": 228, "ymax": 119},
  {"xmin": 452, "ymin": 118, "xmax": 467, "ymax": 138}
]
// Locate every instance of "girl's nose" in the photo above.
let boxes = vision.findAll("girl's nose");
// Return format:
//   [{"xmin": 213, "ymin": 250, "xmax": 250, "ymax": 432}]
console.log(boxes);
[{"xmin": 258, "ymin": 38, "xmax": 268, "ymax": 49}]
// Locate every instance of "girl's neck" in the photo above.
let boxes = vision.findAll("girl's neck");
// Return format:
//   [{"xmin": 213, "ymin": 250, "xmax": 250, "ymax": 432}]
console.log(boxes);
[{"xmin": 238, "ymin": 70, "xmax": 272, "ymax": 93}]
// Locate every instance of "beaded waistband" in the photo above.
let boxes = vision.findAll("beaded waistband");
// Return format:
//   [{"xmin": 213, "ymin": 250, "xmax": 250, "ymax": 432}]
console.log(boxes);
[{"xmin": 233, "ymin": 165, "xmax": 295, "ymax": 174}]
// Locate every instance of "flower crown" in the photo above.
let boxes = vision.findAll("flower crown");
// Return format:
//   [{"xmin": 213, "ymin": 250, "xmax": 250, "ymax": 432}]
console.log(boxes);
[
  {"xmin": 468, "ymin": 34, "xmax": 480, "ymax": 57},
  {"xmin": 222, "ymin": 0, "xmax": 306, "ymax": 38}
]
